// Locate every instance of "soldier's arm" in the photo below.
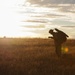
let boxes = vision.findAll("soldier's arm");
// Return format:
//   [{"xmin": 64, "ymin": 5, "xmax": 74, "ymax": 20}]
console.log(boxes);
[{"xmin": 48, "ymin": 36, "xmax": 54, "ymax": 39}]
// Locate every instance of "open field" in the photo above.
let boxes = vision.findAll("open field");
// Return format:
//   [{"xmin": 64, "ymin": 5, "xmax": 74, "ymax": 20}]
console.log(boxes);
[{"xmin": 0, "ymin": 38, "xmax": 75, "ymax": 75}]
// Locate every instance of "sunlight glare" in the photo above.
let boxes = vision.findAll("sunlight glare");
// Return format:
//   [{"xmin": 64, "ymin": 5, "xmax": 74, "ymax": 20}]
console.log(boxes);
[{"xmin": 0, "ymin": 0, "xmax": 27, "ymax": 37}]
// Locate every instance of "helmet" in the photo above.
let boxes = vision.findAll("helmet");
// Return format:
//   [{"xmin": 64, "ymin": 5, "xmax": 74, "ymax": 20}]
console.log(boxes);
[{"xmin": 49, "ymin": 29, "xmax": 53, "ymax": 33}]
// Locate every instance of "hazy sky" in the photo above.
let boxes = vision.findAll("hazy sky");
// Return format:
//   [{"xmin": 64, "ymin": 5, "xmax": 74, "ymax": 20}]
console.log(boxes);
[{"xmin": 0, "ymin": 0, "xmax": 75, "ymax": 38}]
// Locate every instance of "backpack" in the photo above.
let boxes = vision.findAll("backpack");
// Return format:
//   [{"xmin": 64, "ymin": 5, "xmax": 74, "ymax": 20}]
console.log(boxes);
[{"xmin": 55, "ymin": 29, "xmax": 68, "ymax": 43}]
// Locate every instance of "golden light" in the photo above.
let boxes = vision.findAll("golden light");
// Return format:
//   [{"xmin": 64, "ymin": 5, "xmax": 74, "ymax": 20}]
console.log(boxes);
[
  {"xmin": 65, "ymin": 47, "xmax": 68, "ymax": 52},
  {"xmin": 0, "ymin": 0, "xmax": 27, "ymax": 37},
  {"xmin": 61, "ymin": 46, "xmax": 69, "ymax": 54}
]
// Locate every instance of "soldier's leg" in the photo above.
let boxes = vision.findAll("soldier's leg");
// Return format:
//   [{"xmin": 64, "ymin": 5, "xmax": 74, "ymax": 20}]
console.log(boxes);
[{"xmin": 55, "ymin": 44, "xmax": 62, "ymax": 57}]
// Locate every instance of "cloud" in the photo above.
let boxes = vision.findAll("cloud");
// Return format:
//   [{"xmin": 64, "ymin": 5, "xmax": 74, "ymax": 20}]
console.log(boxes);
[
  {"xmin": 45, "ymin": 14, "xmax": 64, "ymax": 18},
  {"xmin": 25, "ymin": 0, "xmax": 75, "ymax": 14},
  {"xmin": 26, "ymin": 0, "xmax": 75, "ymax": 6},
  {"xmin": 62, "ymin": 26, "xmax": 75, "ymax": 28},
  {"xmin": 22, "ymin": 24, "xmax": 45, "ymax": 28},
  {"xmin": 51, "ymin": 19, "xmax": 75, "ymax": 26},
  {"xmin": 57, "ymin": 4, "xmax": 75, "ymax": 13},
  {"xmin": 24, "ymin": 19, "xmax": 48, "ymax": 23},
  {"xmin": 21, "ymin": 1, "xmax": 75, "ymax": 38}
]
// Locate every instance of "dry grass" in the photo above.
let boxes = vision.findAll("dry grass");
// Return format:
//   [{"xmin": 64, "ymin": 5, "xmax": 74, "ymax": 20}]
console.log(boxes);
[{"xmin": 0, "ymin": 38, "xmax": 75, "ymax": 75}]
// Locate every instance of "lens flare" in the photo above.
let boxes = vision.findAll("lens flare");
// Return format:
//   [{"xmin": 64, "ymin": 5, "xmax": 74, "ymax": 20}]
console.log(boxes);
[
  {"xmin": 61, "ymin": 46, "xmax": 69, "ymax": 54},
  {"xmin": 65, "ymin": 47, "xmax": 68, "ymax": 52}
]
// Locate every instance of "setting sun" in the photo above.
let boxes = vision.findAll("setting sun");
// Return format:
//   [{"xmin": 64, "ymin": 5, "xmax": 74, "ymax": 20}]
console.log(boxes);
[{"xmin": 0, "ymin": 0, "xmax": 27, "ymax": 37}]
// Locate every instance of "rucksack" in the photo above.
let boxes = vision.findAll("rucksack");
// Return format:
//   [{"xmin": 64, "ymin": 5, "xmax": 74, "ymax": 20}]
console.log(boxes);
[{"xmin": 55, "ymin": 29, "xmax": 68, "ymax": 43}]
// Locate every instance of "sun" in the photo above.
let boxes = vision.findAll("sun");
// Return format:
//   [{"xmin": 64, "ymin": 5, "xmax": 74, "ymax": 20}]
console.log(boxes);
[{"xmin": 0, "ymin": 0, "xmax": 27, "ymax": 37}]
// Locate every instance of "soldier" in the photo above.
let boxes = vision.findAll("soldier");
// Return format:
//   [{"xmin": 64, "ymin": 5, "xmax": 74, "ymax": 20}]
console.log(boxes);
[{"xmin": 49, "ymin": 28, "xmax": 69, "ymax": 57}]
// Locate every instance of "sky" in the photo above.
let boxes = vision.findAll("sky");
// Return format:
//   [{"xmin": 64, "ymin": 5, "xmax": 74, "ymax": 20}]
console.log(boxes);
[{"xmin": 0, "ymin": 0, "xmax": 75, "ymax": 38}]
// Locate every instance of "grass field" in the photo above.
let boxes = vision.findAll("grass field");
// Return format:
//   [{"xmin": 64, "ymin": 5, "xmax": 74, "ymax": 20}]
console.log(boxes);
[{"xmin": 0, "ymin": 38, "xmax": 75, "ymax": 75}]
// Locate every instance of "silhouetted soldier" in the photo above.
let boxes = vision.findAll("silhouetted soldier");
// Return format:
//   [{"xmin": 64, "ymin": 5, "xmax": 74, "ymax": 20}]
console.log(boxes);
[{"xmin": 49, "ymin": 28, "xmax": 69, "ymax": 57}]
